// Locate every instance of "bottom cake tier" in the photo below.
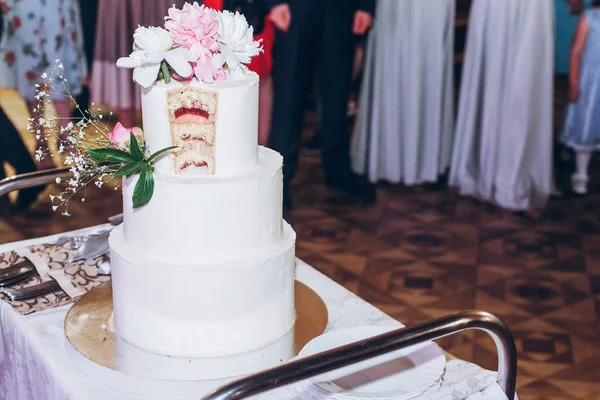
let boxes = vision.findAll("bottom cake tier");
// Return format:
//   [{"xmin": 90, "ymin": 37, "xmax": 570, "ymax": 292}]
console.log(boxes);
[{"xmin": 108, "ymin": 222, "xmax": 297, "ymax": 358}]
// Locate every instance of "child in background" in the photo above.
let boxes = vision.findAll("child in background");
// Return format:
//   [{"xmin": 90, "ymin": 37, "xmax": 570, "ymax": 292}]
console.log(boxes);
[{"xmin": 561, "ymin": 0, "xmax": 600, "ymax": 194}]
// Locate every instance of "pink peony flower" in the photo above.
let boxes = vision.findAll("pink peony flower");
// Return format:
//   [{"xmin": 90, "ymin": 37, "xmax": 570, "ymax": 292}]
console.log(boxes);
[
  {"xmin": 109, "ymin": 122, "xmax": 143, "ymax": 146},
  {"xmin": 165, "ymin": 3, "xmax": 220, "ymax": 60},
  {"xmin": 193, "ymin": 57, "xmax": 226, "ymax": 83},
  {"xmin": 214, "ymin": 67, "xmax": 226, "ymax": 81}
]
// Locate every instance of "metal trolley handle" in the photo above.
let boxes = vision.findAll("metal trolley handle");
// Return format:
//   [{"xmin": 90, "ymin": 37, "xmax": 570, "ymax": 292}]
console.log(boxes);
[
  {"xmin": 0, "ymin": 167, "xmax": 73, "ymax": 197},
  {"xmin": 0, "ymin": 175, "xmax": 517, "ymax": 400},
  {"xmin": 202, "ymin": 310, "xmax": 517, "ymax": 400}
]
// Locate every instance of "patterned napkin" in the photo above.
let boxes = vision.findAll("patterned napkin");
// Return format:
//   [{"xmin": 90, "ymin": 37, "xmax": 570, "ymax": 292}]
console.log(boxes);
[{"xmin": 0, "ymin": 243, "xmax": 110, "ymax": 315}]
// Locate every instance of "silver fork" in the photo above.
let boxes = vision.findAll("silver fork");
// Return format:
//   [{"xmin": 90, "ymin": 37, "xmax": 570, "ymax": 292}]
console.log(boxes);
[
  {"xmin": 0, "ymin": 267, "xmax": 37, "ymax": 288},
  {"xmin": 0, "ymin": 258, "xmax": 37, "ymax": 287},
  {"xmin": 0, "ymin": 279, "xmax": 61, "ymax": 301}
]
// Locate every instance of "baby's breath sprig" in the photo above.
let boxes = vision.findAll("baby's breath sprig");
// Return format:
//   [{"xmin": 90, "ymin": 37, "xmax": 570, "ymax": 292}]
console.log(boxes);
[{"xmin": 28, "ymin": 60, "xmax": 175, "ymax": 215}]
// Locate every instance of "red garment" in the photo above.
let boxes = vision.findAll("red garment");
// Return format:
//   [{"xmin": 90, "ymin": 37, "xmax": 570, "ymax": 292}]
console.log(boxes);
[{"xmin": 203, "ymin": 0, "xmax": 274, "ymax": 78}]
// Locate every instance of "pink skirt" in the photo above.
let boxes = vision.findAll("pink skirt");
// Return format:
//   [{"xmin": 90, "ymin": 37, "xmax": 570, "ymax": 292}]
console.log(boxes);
[{"xmin": 91, "ymin": 0, "xmax": 186, "ymax": 110}]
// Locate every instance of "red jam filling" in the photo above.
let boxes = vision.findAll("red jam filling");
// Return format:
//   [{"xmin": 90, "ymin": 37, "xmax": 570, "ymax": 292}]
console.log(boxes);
[
  {"xmin": 174, "ymin": 107, "xmax": 210, "ymax": 119},
  {"xmin": 180, "ymin": 161, "xmax": 208, "ymax": 170},
  {"xmin": 180, "ymin": 134, "xmax": 207, "ymax": 142}
]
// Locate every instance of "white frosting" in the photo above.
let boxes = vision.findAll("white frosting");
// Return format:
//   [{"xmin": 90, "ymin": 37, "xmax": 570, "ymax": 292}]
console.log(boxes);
[
  {"xmin": 109, "ymin": 222, "xmax": 296, "ymax": 358},
  {"xmin": 122, "ymin": 147, "xmax": 283, "ymax": 264},
  {"xmin": 141, "ymin": 72, "xmax": 259, "ymax": 177},
  {"xmin": 114, "ymin": 325, "xmax": 295, "ymax": 380}
]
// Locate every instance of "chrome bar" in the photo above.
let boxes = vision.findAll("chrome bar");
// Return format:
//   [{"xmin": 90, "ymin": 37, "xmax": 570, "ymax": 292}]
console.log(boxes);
[
  {"xmin": 0, "ymin": 168, "xmax": 73, "ymax": 197},
  {"xmin": 202, "ymin": 310, "xmax": 517, "ymax": 400}
]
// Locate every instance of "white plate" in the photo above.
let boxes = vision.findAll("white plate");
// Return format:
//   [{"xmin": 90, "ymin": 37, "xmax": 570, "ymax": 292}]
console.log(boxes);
[
  {"xmin": 298, "ymin": 326, "xmax": 446, "ymax": 399},
  {"xmin": 301, "ymin": 376, "xmax": 443, "ymax": 400},
  {"xmin": 301, "ymin": 377, "xmax": 443, "ymax": 400}
]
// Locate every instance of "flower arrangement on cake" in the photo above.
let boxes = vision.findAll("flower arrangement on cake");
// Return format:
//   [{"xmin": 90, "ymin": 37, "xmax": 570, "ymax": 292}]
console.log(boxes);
[
  {"xmin": 28, "ymin": 2, "xmax": 262, "ymax": 215},
  {"xmin": 117, "ymin": 2, "xmax": 262, "ymax": 86}
]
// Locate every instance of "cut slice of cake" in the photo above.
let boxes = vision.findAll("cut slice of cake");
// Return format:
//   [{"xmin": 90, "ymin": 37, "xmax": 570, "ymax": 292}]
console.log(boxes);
[{"xmin": 167, "ymin": 86, "xmax": 218, "ymax": 174}]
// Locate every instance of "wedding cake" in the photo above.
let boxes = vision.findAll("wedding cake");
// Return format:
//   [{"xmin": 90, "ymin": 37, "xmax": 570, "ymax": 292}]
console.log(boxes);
[{"xmin": 107, "ymin": 3, "xmax": 297, "ymax": 359}]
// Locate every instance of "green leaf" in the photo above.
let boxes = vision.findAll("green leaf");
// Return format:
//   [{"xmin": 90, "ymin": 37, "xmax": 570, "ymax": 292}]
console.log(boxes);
[
  {"xmin": 132, "ymin": 165, "xmax": 154, "ymax": 208},
  {"xmin": 113, "ymin": 161, "xmax": 143, "ymax": 178},
  {"xmin": 129, "ymin": 131, "xmax": 144, "ymax": 162},
  {"xmin": 84, "ymin": 147, "xmax": 135, "ymax": 163},
  {"xmin": 148, "ymin": 146, "xmax": 179, "ymax": 163},
  {"xmin": 161, "ymin": 60, "xmax": 171, "ymax": 85}
]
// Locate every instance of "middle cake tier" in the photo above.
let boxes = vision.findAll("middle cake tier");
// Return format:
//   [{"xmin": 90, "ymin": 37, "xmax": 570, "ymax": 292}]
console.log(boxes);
[{"xmin": 122, "ymin": 146, "xmax": 283, "ymax": 263}]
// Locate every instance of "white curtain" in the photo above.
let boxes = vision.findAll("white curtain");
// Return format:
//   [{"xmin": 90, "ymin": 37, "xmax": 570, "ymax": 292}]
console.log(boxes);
[{"xmin": 351, "ymin": 0, "xmax": 455, "ymax": 185}]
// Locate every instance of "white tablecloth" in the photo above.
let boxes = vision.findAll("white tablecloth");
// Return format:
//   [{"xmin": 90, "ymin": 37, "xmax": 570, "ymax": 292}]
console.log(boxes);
[
  {"xmin": 0, "ymin": 226, "xmax": 512, "ymax": 400},
  {"xmin": 0, "ymin": 226, "xmax": 403, "ymax": 399}
]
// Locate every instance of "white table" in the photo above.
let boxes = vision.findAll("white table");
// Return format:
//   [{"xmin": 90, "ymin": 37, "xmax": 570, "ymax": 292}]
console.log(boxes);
[{"xmin": 0, "ymin": 226, "xmax": 403, "ymax": 400}]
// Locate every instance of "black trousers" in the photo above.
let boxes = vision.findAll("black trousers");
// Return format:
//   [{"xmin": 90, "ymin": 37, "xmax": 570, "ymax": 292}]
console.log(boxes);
[
  {"xmin": 0, "ymin": 106, "xmax": 44, "ymax": 208},
  {"xmin": 268, "ymin": 1, "xmax": 357, "ymax": 185},
  {"xmin": 0, "ymin": 107, "xmax": 36, "ymax": 181},
  {"xmin": 74, "ymin": 0, "xmax": 98, "ymax": 113}
]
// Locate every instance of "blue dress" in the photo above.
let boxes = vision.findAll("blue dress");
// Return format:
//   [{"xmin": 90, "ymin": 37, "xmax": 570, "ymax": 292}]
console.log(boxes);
[{"xmin": 562, "ymin": 9, "xmax": 600, "ymax": 152}]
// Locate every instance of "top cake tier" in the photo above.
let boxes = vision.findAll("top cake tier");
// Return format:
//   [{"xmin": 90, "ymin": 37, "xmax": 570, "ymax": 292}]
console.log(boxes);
[
  {"xmin": 113, "ymin": 3, "xmax": 265, "ymax": 178},
  {"xmin": 141, "ymin": 73, "xmax": 259, "ymax": 177}
]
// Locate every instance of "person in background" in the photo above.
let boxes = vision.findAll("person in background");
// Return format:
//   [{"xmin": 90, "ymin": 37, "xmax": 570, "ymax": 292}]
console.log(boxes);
[
  {"xmin": 301, "ymin": 42, "xmax": 366, "ymax": 155},
  {"xmin": 0, "ymin": 107, "xmax": 44, "ymax": 210},
  {"xmin": 554, "ymin": 0, "xmax": 592, "ymax": 171},
  {"xmin": 268, "ymin": 0, "xmax": 376, "ymax": 211},
  {"xmin": 0, "ymin": 9, "xmax": 45, "ymax": 210},
  {"xmin": 560, "ymin": 0, "xmax": 600, "ymax": 195},
  {"xmin": 450, "ymin": 0, "xmax": 554, "ymax": 218},
  {"xmin": 73, "ymin": 0, "xmax": 98, "ymax": 113},
  {"xmin": 91, "ymin": 0, "xmax": 186, "ymax": 128},
  {"xmin": 0, "ymin": 0, "xmax": 88, "ymax": 170},
  {"xmin": 352, "ymin": 0, "xmax": 455, "ymax": 186},
  {"xmin": 203, "ymin": 0, "xmax": 274, "ymax": 146},
  {"xmin": 557, "ymin": 0, "xmax": 595, "ymax": 180}
]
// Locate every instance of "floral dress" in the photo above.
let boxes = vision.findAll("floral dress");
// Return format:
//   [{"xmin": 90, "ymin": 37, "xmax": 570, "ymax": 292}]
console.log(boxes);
[{"xmin": 0, "ymin": 0, "xmax": 88, "ymax": 101}]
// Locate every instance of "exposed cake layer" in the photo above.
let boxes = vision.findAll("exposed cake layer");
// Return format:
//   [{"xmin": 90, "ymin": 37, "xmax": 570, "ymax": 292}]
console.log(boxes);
[
  {"xmin": 167, "ymin": 87, "xmax": 217, "ymax": 174},
  {"xmin": 141, "ymin": 72, "xmax": 259, "ymax": 177},
  {"xmin": 109, "ymin": 222, "xmax": 296, "ymax": 358},
  {"xmin": 122, "ymin": 147, "xmax": 283, "ymax": 264},
  {"xmin": 173, "ymin": 141, "xmax": 215, "ymax": 174}
]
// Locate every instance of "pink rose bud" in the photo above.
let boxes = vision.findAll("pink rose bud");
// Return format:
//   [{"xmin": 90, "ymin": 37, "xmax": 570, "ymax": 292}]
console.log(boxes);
[
  {"xmin": 172, "ymin": 71, "xmax": 195, "ymax": 81},
  {"xmin": 131, "ymin": 127, "xmax": 144, "ymax": 137},
  {"xmin": 109, "ymin": 122, "xmax": 143, "ymax": 145}
]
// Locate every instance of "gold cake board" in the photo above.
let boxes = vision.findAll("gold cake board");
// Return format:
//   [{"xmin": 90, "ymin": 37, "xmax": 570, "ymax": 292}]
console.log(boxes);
[{"xmin": 64, "ymin": 280, "xmax": 328, "ymax": 396}]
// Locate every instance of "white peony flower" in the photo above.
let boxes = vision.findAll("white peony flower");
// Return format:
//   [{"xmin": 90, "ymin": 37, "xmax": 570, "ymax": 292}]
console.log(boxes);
[
  {"xmin": 216, "ymin": 11, "xmax": 262, "ymax": 71},
  {"xmin": 117, "ymin": 26, "xmax": 196, "ymax": 88}
]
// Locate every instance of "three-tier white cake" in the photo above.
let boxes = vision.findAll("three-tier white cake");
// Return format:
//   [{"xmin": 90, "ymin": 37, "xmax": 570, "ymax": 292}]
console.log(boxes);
[{"xmin": 108, "ymin": 3, "xmax": 297, "ymax": 360}]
